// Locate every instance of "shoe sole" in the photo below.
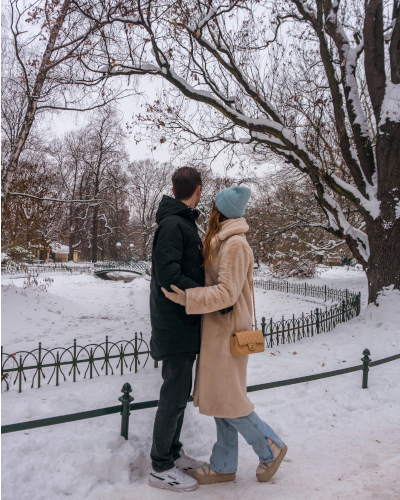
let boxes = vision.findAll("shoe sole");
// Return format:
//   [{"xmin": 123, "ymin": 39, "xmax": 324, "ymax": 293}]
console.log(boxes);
[
  {"xmin": 149, "ymin": 478, "xmax": 198, "ymax": 492},
  {"xmin": 193, "ymin": 473, "xmax": 236, "ymax": 485},
  {"xmin": 256, "ymin": 443, "xmax": 288, "ymax": 482}
]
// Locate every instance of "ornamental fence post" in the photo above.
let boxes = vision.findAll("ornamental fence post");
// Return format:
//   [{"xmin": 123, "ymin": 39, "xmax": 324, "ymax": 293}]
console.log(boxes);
[
  {"xmin": 341, "ymin": 300, "xmax": 346, "ymax": 323},
  {"xmin": 56, "ymin": 351, "xmax": 60, "ymax": 386},
  {"xmin": 105, "ymin": 336, "xmax": 109, "ymax": 376},
  {"xmin": 361, "ymin": 349, "xmax": 371, "ymax": 389},
  {"xmin": 73, "ymin": 339, "xmax": 77, "ymax": 382},
  {"xmin": 18, "ymin": 355, "xmax": 23, "ymax": 393},
  {"xmin": 134, "ymin": 333, "xmax": 138, "ymax": 374},
  {"xmin": 38, "ymin": 342, "xmax": 42, "ymax": 389},
  {"xmin": 316, "ymin": 308, "xmax": 320, "ymax": 334},
  {"xmin": 261, "ymin": 317, "xmax": 266, "ymax": 338},
  {"xmin": 119, "ymin": 382, "xmax": 134, "ymax": 440},
  {"xmin": 89, "ymin": 348, "xmax": 93, "ymax": 379}
]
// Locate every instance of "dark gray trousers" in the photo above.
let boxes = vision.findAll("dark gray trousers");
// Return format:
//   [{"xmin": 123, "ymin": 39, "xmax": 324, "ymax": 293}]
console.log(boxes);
[{"xmin": 150, "ymin": 357, "xmax": 195, "ymax": 472}]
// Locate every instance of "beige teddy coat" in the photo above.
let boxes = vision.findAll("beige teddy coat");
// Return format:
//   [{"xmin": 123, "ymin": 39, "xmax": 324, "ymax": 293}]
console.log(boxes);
[{"xmin": 185, "ymin": 218, "xmax": 255, "ymax": 418}]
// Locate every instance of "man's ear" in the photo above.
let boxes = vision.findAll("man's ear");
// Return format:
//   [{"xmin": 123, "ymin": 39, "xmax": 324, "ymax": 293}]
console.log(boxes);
[
  {"xmin": 172, "ymin": 187, "xmax": 175, "ymax": 196},
  {"xmin": 197, "ymin": 185, "xmax": 202, "ymax": 196}
]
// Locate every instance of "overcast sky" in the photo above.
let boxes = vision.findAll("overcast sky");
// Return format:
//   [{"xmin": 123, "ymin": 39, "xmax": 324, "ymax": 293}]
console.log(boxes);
[{"xmin": 47, "ymin": 75, "xmax": 276, "ymax": 177}]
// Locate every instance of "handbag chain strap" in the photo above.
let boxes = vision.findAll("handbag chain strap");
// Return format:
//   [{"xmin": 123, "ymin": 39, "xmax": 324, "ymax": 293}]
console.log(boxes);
[{"xmin": 233, "ymin": 281, "xmax": 257, "ymax": 333}]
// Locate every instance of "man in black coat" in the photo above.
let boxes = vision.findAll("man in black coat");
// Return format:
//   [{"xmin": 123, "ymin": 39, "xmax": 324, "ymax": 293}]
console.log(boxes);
[{"xmin": 149, "ymin": 167, "xmax": 206, "ymax": 492}]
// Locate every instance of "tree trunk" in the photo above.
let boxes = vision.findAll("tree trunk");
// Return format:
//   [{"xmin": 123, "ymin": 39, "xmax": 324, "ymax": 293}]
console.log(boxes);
[
  {"xmin": 68, "ymin": 206, "xmax": 75, "ymax": 262},
  {"xmin": 366, "ymin": 120, "xmax": 400, "ymax": 303},
  {"xmin": 366, "ymin": 222, "xmax": 400, "ymax": 303},
  {"xmin": 92, "ymin": 206, "xmax": 98, "ymax": 263}
]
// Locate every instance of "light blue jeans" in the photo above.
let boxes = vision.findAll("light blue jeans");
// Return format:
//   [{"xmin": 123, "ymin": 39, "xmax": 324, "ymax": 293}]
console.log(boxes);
[{"xmin": 209, "ymin": 411, "xmax": 284, "ymax": 474}]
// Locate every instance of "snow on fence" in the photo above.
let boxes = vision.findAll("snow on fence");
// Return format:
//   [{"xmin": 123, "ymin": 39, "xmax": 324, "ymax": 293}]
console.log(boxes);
[{"xmin": 1, "ymin": 280, "xmax": 361, "ymax": 393}]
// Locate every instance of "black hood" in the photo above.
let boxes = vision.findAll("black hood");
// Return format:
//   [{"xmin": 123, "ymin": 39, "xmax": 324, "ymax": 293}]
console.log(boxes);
[{"xmin": 156, "ymin": 195, "xmax": 200, "ymax": 224}]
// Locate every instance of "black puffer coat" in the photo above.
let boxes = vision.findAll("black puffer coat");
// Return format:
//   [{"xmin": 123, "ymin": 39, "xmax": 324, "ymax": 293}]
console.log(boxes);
[{"xmin": 150, "ymin": 196, "xmax": 205, "ymax": 360}]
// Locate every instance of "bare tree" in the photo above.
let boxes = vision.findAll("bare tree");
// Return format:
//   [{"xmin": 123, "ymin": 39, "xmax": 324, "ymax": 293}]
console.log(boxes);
[
  {"xmin": 1, "ymin": 160, "xmax": 66, "ymax": 251},
  {"xmin": 1, "ymin": 0, "xmax": 134, "ymax": 213},
  {"xmin": 76, "ymin": 0, "xmax": 400, "ymax": 302},
  {"xmin": 76, "ymin": 109, "xmax": 129, "ymax": 262},
  {"xmin": 127, "ymin": 159, "xmax": 175, "ymax": 259},
  {"xmin": 247, "ymin": 171, "xmax": 353, "ymax": 277}
]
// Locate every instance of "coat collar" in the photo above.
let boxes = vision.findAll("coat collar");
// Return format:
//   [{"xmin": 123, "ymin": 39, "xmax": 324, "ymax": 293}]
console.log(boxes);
[{"xmin": 218, "ymin": 218, "xmax": 249, "ymax": 241}]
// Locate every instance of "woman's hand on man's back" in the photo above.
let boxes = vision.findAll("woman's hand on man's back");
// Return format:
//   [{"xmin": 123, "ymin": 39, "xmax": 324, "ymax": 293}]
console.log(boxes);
[{"xmin": 162, "ymin": 285, "xmax": 187, "ymax": 306}]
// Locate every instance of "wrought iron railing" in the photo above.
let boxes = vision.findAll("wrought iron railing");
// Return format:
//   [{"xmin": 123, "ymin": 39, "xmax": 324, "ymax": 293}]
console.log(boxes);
[
  {"xmin": 1, "ymin": 279, "xmax": 361, "ymax": 393},
  {"xmin": 1, "ymin": 264, "xmax": 93, "ymax": 275},
  {"xmin": 2, "ymin": 333, "xmax": 151, "ymax": 393},
  {"xmin": 253, "ymin": 279, "xmax": 361, "ymax": 348},
  {"xmin": 93, "ymin": 261, "xmax": 151, "ymax": 275},
  {"xmin": 3, "ymin": 350, "xmax": 400, "ymax": 436},
  {"xmin": 253, "ymin": 278, "xmax": 358, "ymax": 303}
]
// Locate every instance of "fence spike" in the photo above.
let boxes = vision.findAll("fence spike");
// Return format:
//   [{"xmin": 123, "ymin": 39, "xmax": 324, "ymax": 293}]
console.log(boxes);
[
  {"xmin": 38, "ymin": 342, "xmax": 42, "ymax": 389},
  {"xmin": 361, "ymin": 349, "xmax": 371, "ymax": 389},
  {"xmin": 118, "ymin": 382, "xmax": 134, "ymax": 440}
]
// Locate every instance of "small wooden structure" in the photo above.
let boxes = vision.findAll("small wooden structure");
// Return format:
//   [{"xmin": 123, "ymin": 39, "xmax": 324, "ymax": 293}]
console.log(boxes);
[
  {"xmin": 325, "ymin": 257, "xmax": 342, "ymax": 266},
  {"xmin": 33, "ymin": 243, "xmax": 79, "ymax": 263}
]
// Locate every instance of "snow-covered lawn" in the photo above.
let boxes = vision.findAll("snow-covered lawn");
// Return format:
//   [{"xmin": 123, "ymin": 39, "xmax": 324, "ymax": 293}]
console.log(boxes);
[
  {"xmin": 1, "ymin": 268, "xmax": 399, "ymax": 500},
  {"xmin": 1, "ymin": 267, "xmax": 360, "ymax": 352}
]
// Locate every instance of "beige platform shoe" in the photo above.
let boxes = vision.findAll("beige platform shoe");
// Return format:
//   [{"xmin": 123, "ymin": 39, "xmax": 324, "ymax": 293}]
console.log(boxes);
[
  {"xmin": 256, "ymin": 439, "xmax": 288, "ymax": 482},
  {"xmin": 192, "ymin": 465, "xmax": 236, "ymax": 485}
]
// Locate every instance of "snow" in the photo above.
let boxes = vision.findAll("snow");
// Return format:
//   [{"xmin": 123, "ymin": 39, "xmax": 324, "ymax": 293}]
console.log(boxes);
[
  {"xmin": 1, "ymin": 274, "xmax": 152, "ymax": 351},
  {"xmin": 2, "ymin": 268, "xmax": 399, "ymax": 500},
  {"xmin": 1, "ymin": 272, "xmax": 344, "ymax": 353},
  {"xmin": 322, "ymin": 191, "xmax": 370, "ymax": 261},
  {"xmin": 51, "ymin": 243, "xmax": 70, "ymax": 254},
  {"xmin": 140, "ymin": 63, "xmax": 158, "ymax": 71},
  {"xmin": 251, "ymin": 131, "xmax": 285, "ymax": 147},
  {"xmin": 379, "ymin": 80, "xmax": 400, "ymax": 126}
]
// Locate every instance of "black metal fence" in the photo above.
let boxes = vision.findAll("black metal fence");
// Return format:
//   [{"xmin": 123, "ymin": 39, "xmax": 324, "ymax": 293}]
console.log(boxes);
[
  {"xmin": 1, "ymin": 279, "xmax": 361, "ymax": 393},
  {"xmin": 254, "ymin": 279, "xmax": 361, "ymax": 348},
  {"xmin": 1, "ymin": 264, "xmax": 93, "ymax": 276},
  {"xmin": 2, "ymin": 349, "xmax": 399, "ymax": 437},
  {"xmin": 1, "ymin": 334, "xmax": 153, "ymax": 393}
]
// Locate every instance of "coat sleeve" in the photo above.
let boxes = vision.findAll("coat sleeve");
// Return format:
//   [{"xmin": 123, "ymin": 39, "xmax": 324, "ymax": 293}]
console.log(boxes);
[
  {"xmin": 185, "ymin": 236, "xmax": 250, "ymax": 315},
  {"xmin": 153, "ymin": 219, "xmax": 202, "ymax": 291}
]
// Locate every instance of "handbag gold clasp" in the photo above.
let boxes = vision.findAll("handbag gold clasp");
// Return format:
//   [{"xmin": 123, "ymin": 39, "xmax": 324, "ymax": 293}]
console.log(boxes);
[{"xmin": 249, "ymin": 343, "xmax": 255, "ymax": 351}]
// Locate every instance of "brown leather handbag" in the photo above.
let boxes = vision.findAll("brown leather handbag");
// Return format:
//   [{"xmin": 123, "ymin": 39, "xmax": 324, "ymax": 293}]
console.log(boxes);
[{"xmin": 231, "ymin": 282, "xmax": 265, "ymax": 356}]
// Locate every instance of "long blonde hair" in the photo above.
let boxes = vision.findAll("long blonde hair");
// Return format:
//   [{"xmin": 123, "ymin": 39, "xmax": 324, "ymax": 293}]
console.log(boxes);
[{"xmin": 203, "ymin": 202, "xmax": 225, "ymax": 271}]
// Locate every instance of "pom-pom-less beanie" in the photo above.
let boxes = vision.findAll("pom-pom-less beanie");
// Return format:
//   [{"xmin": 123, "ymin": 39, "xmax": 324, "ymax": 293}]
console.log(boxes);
[{"xmin": 215, "ymin": 186, "xmax": 251, "ymax": 219}]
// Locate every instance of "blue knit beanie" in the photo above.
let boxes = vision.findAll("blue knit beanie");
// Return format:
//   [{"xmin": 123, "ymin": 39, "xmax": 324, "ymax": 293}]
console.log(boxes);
[{"xmin": 215, "ymin": 186, "xmax": 251, "ymax": 219}]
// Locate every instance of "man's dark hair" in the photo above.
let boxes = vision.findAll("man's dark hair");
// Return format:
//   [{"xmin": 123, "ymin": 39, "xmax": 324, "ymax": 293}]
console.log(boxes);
[{"xmin": 172, "ymin": 167, "xmax": 202, "ymax": 200}]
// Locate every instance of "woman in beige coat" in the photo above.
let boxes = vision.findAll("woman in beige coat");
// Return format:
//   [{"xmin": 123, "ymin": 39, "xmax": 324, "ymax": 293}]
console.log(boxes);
[{"xmin": 163, "ymin": 186, "xmax": 287, "ymax": 486}]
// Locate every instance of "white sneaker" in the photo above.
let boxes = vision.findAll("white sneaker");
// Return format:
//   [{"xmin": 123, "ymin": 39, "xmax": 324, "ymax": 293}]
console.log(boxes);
[
  {"xmin": 149, "ymin": 465, "xmax": 198, "ymax": 492},
  {"xmin": 175, "ymin": 449, "xmax": 206, "ymax": 474}
]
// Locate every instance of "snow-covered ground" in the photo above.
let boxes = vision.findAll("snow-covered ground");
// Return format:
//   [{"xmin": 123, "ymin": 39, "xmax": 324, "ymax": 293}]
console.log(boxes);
[
  {"xmin": 1, "ymin": 267, "xmax": 359, "ymax": 352},
  {"xmin": 2, "ymin": 268, "xmax": 399, "ymax": 500}
]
